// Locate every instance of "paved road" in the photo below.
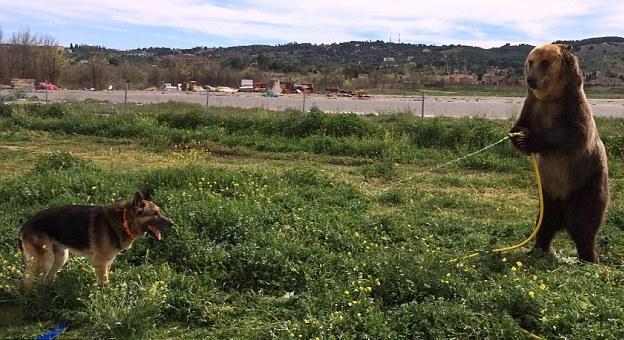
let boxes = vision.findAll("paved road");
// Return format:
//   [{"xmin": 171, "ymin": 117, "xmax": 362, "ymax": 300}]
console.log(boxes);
[{"xmin": 30, "ymin": 90, "xmax": 624, "ymax": 118}]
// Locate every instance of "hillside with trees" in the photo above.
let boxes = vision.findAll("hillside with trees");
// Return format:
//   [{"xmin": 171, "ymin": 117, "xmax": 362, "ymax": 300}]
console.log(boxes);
[{"xmin": 1, "ymin": 29, "xmax": 623, "ymax": 92}]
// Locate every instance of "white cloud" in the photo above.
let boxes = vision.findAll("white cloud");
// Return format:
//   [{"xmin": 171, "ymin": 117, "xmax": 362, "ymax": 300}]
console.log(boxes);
[
  {"xmin": 599, "ymin": 4, "xmax": 624, "ymax": 32},
  {"xmin": 0, "ymin": 0, "xmax": 622, "ymax": 47}
]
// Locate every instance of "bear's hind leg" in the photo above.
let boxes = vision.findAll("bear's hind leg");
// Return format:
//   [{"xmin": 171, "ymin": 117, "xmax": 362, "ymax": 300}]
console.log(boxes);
[
  {"xmin": 533, "ymin": 194, "xmax": 564, "ymax": 254},
  {"xmin": 565, "ymin": 185, "xmax": 608, "ymax": 263}
]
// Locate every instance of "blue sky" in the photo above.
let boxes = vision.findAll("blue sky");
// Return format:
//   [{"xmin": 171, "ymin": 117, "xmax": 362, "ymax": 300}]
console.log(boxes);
[{"xmin": 0, "ymin": 0, "xmax": 623, "ymax": 49}]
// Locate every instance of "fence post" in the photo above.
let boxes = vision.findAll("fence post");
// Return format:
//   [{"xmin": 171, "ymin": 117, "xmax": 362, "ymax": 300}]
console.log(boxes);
[
  {"xmin": 302, "ymin": 90, "xmax": 306, "ymax": 113},
  {"xmin": 205, "ymin": 86, "xmax": 210, "ymax": 112},
  {"xmin": 124, "ymin": 81, "xmax": 128, "ymax": 106},
  {"xmin": 45, "ymin": 80, "xmax": 48, "ymax": 103},
  {"xmin": 421, "ymin": 90, "xmax": 425, "ymax": 120}
]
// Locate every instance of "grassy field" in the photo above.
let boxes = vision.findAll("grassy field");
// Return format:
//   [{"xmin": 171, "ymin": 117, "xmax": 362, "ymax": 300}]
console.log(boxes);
[{"xmin": 0, "ymin": 101, "xmax": 623, "ymax": 339}]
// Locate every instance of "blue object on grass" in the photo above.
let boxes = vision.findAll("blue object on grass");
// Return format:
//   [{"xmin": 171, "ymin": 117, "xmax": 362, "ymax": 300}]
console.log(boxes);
[{"xmin": 35, "ymin": 320, "xmax": 69, "ymax": 340}]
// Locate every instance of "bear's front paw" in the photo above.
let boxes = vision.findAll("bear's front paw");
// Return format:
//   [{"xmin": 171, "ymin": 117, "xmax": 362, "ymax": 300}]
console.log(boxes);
[{"xmin": 509, "ymin": 127, "xmax": 531, "ymax": 153}]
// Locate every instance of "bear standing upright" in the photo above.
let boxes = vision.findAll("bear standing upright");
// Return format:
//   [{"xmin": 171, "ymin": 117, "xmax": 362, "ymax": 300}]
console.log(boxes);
[{"xmin": 510, "ymin": 44, "xmax": 609, "ymax": 263}]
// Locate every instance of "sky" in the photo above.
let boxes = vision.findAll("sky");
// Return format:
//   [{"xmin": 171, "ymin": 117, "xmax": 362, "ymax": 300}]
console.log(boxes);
[{"xmin": 0, "ymin": 0, "xmax": 623, "ymax": 49}]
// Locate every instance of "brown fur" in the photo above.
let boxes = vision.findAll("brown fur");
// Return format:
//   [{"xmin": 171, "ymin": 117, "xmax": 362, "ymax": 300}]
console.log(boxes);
[
  {"xmin": 510, "ymin": 44, "xmax": 609, "ymax": 262},
  {"xmin": 19, "ymin": 192, "xmax": 172, "ymax": 289}
]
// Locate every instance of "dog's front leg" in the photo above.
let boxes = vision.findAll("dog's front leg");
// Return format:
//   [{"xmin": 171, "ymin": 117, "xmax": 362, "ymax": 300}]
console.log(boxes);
[
  {"xmin": 93, "ymin": 257, "xmax": 113, "ymax": 284},
  {"xmin": 95, "ymin": 265, "xmax": 106, "ymax": 284}
]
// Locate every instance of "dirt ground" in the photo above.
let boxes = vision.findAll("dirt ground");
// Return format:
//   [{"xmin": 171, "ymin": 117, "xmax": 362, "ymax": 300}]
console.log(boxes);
[{"xmin": 29, "ymin": 90, "xmax": 624, "ymax": 118}]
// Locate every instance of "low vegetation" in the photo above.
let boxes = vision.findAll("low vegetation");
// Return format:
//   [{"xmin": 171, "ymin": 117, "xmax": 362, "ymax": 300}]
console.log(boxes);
[{"xmin": 0, "ymin": 101, "xmax": 623, "ymax": 338}]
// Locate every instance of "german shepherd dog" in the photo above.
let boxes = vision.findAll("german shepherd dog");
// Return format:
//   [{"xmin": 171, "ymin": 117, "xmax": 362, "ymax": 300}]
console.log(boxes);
[{"xmin": 19, "ymin": 192, "xmax": 172, "ymax": 289}]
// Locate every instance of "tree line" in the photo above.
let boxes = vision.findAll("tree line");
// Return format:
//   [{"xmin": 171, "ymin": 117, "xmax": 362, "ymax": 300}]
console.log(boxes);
[
  {"xmin": 0, "ymin": 33, "xmax": 400, "ymax": 91},
  {"xmin": 0, "ymin": 30, "xmax": 481, "ymax": 91},
  {"xmin": 4, "ymin": 30, "xmax": 578, "ymax": 92},
  {"xmin": 0, "ymin": 30, "xmax": 64, "ymax": 85},
  {"xmin": 0, "ymin": 30, "xmax": 265, "ymax": 90}
]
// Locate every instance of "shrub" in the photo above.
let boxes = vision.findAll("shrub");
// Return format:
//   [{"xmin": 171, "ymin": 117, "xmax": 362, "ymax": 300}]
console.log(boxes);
[
  {"xmin": 24, "ymin": 103, "xmax": 66, "ymax": 118},
  {"xmin": 0, "ymin": 90, "xmax": 27, "ymax": 102},
  {"xmin": 279, "ymin": 109, "xmax": 376, "ymax": 138},
  {"xmin": 31, "ymin": 152, "xmax": 96, "ymax": 173},
  {"xmin": 156, "ymin": 108, "xmax": 206, "ymax": 129},
  {"xmin": 284, "ymin": 109, "xmax": 327, "ymax": 137},
  {"xmin": 324, "ymin": 113, "xmax": 376, "ymax": 138},
  {"xmin": 409, "ymin": 117, "xmax": 506, "ymax": 150},
  {"xmin": 0, "ymin": 103, "xmax": 13, "ymax": 119}
]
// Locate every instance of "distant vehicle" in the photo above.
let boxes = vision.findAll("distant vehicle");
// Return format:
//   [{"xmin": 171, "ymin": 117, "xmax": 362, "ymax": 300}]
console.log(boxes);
[
  {"xmin": 239, "ymin": 79, "xmax": 254, "ymax": 92},
  {"xmin": 161, "ymin": 83, "xmax": 178, "ymax": 91},
  {"xmin": 263, "ymin": 91, "xmax": 279, "ymax": 97},
  {"xmin": 215, "ymin": 86, "xmax": 237, "ymax": 93},
  {"xmin": 37, "ymin": 82, "xmax": 61, "ymax": 90}
]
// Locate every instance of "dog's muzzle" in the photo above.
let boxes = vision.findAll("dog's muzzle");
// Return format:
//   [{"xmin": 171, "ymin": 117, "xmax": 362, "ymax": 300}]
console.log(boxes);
[{"xmin": 146, "ymin": 217, "xmax": 173, "ymax": 241}]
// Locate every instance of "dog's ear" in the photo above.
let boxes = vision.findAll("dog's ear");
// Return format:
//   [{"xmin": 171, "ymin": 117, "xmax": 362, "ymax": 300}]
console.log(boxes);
[{"xmin": 133, "ymin": 192, "xmax": 145, "ymax": 211}]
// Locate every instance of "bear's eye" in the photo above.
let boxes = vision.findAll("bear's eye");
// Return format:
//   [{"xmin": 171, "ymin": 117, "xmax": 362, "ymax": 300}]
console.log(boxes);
[{"xmin": 540, "ymin": 60, "xmax": 549, "ymax": 68}]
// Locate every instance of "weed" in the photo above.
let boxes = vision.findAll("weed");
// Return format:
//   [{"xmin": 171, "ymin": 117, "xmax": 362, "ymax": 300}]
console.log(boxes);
[{"xmin": 362, "ymin": 161, "xmax": 397, "ymax": 180}]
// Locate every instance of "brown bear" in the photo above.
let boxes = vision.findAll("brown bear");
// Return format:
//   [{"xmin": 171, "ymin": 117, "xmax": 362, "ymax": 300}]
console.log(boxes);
[{"xmin": 510, "ymin": 44, "xmax": 609, "ymax": 263}]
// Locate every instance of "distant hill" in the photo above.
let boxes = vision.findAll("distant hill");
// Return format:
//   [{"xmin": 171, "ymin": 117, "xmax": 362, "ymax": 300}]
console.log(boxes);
[
  {"xmin": 4, "ymin": 35, "xmax": 622, "ymax": 91},
  {"xmin": 120, "ymin": 36, "xmax": 623, "ymax": 77},
  {"xmin": 123, "ymin": 41, "xmax": 535, "ymax": 75},
  {"xmin": 564, "ymin": 37, "xmax": 624, "ymax": 77}
]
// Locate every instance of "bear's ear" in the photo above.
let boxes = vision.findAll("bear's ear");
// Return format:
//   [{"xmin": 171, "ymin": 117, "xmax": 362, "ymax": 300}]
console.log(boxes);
[
  {"xmin": 559, "ymin": 45, "xmax": 582, "ymax": 88},
  {"xmin": 561, "ymin": 46, "xmax": 575, "ymax": 67}
]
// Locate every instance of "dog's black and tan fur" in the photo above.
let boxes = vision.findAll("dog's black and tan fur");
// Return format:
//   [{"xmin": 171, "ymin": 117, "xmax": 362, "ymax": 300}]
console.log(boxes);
[
  {"xmin": 19, "ymin": 192, "xmax": 172, "ymax": 288},
  {"xmin": 510, "ymin": 44, "xmax": 609, "ymax": 263}
]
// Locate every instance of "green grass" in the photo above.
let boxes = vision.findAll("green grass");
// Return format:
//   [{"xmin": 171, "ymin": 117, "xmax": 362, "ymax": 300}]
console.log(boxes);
[{"xmin": 1, "ymin": 101, "xmax": 623, "ymax": 338}]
